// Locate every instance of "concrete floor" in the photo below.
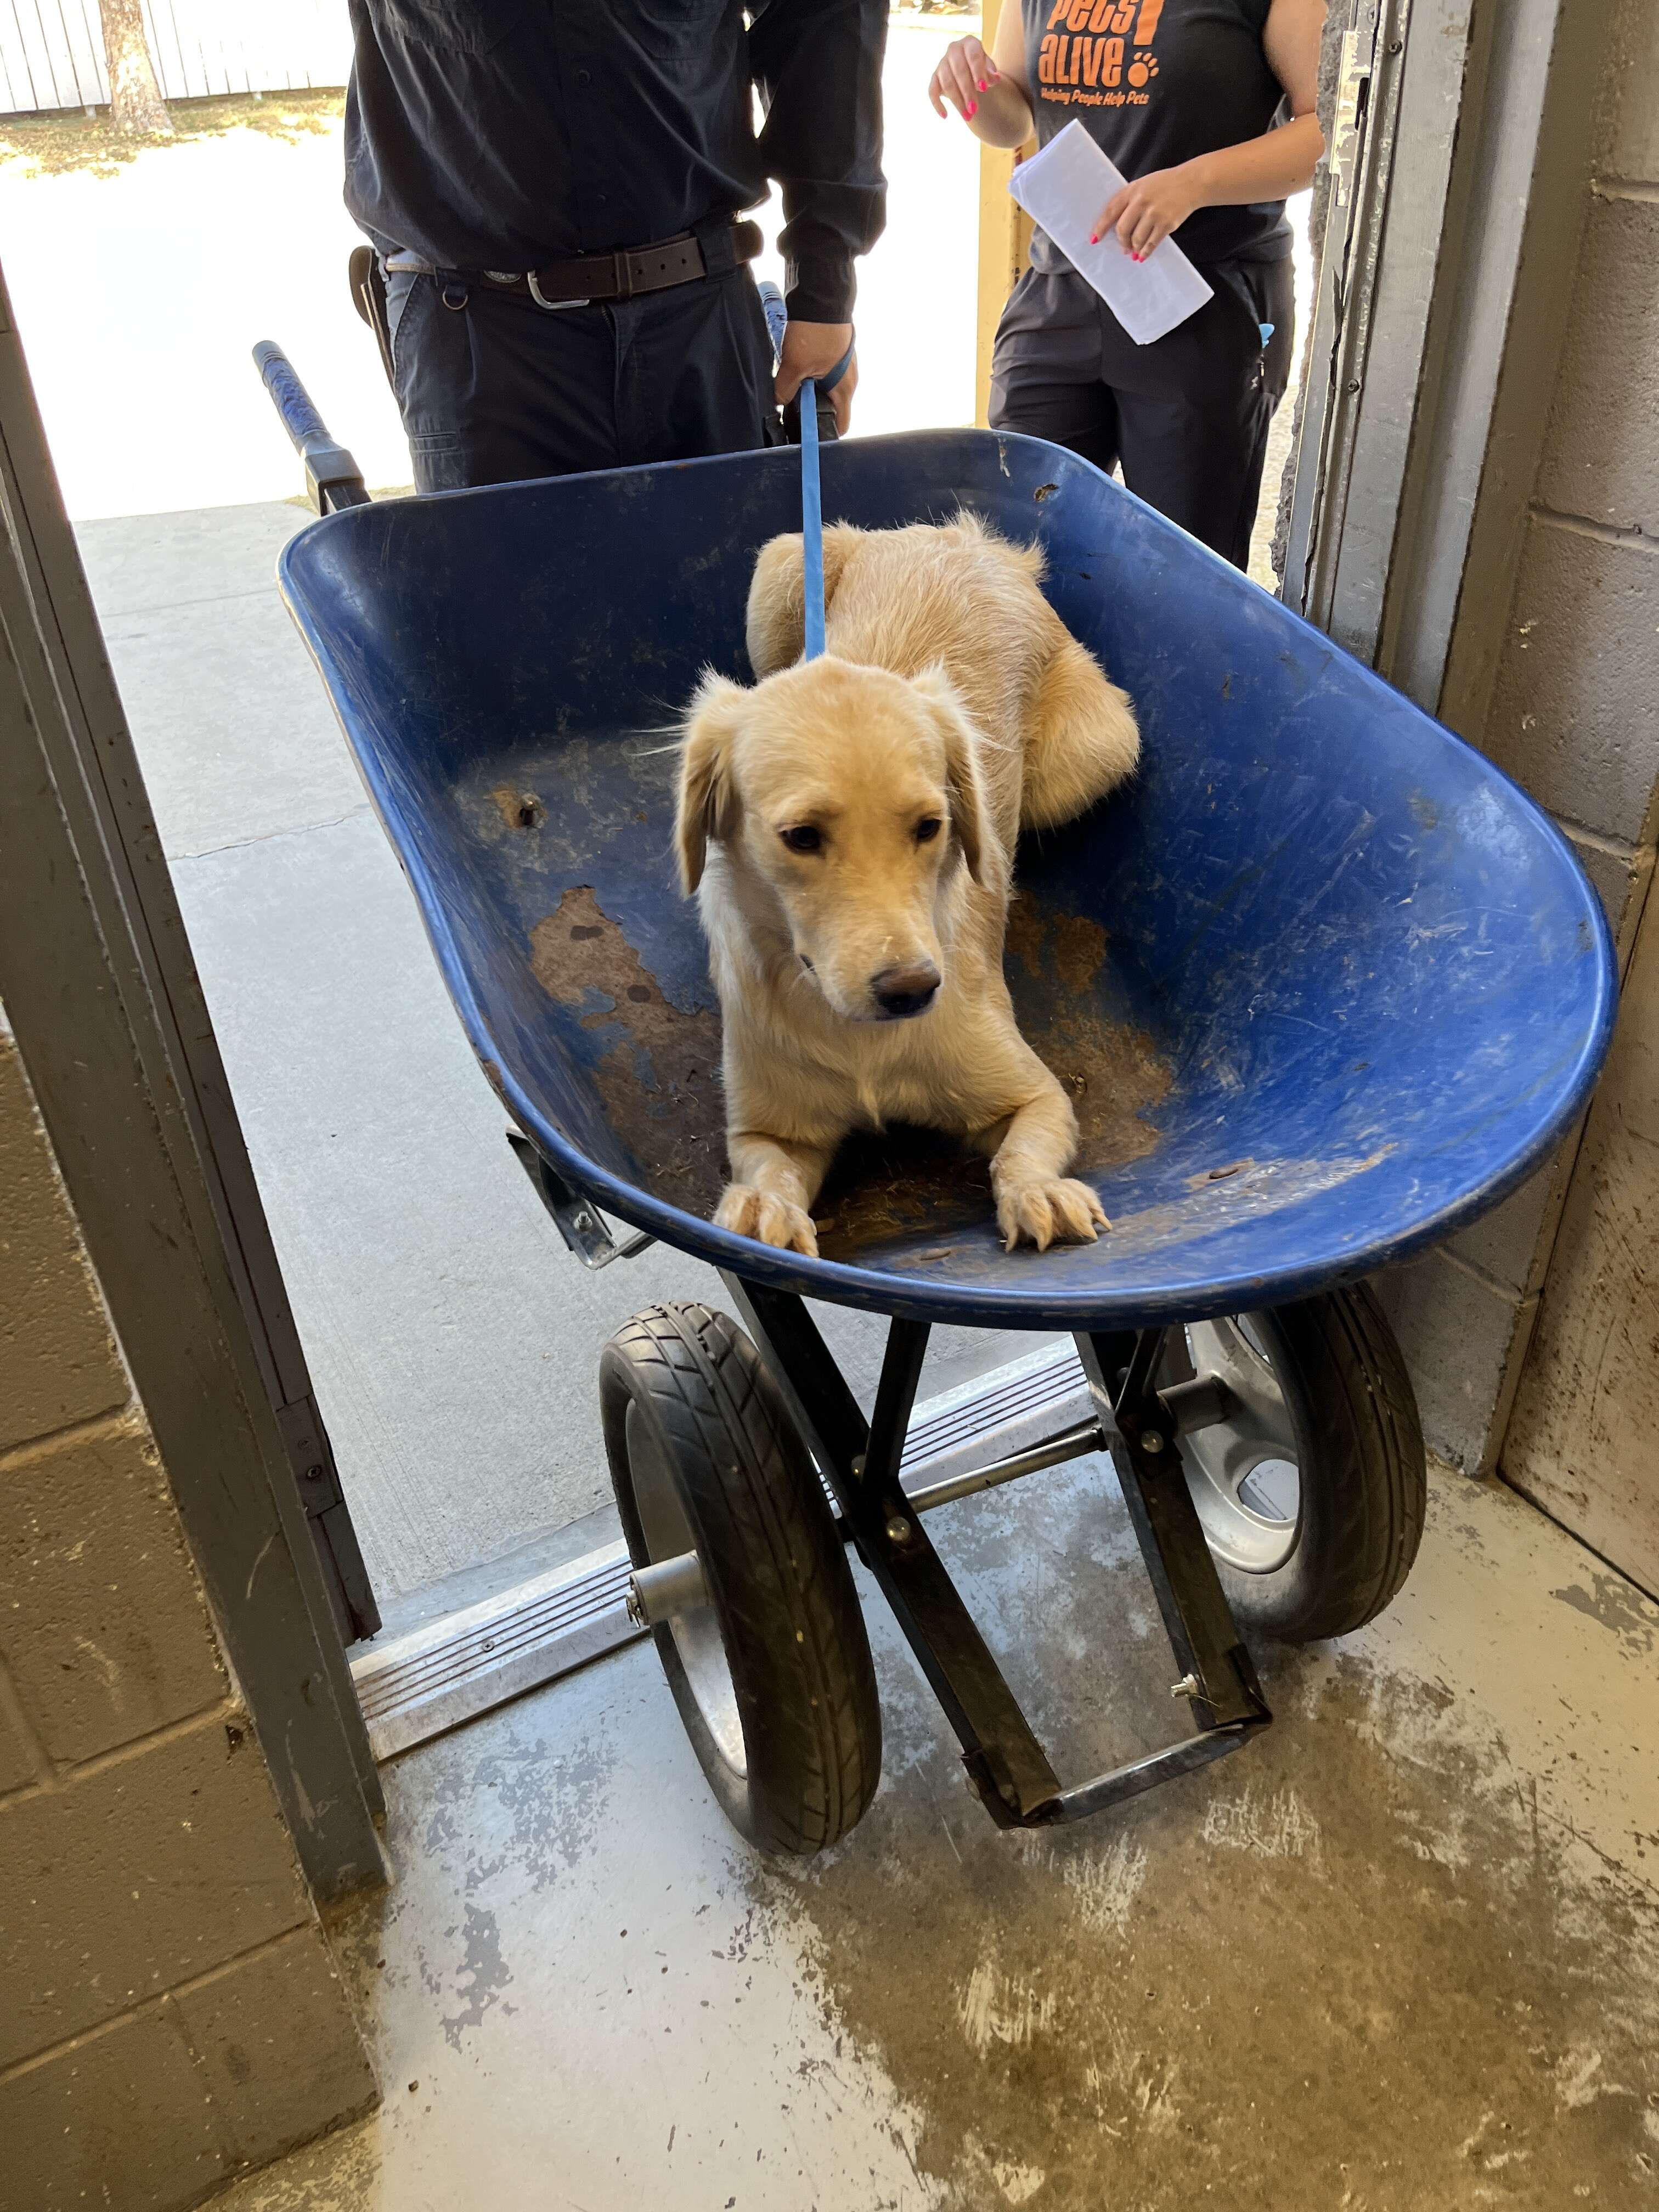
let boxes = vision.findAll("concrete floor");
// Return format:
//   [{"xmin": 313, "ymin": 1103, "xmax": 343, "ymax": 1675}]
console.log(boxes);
[{"xmin": 208, "ymin": 1455, "xmax": 1658, "ymax": 2211}]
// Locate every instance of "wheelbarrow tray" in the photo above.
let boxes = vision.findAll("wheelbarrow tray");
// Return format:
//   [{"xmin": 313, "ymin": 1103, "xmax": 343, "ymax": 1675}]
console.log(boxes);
[{"xmin": 277, "ymin": 428, "xmax": 1615, "ymax": 1331}]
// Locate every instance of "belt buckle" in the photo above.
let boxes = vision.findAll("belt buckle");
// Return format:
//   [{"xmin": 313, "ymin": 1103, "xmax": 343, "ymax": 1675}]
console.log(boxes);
[{"xmin": 526, "ymin": 272, "xmax": 589, "ymax": 312}]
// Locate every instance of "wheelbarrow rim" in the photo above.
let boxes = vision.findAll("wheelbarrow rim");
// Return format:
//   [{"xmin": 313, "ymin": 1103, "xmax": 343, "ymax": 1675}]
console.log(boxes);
[{"xmin": 278, "ymin": 434, "xmax": 1620, "ymax": 1333}]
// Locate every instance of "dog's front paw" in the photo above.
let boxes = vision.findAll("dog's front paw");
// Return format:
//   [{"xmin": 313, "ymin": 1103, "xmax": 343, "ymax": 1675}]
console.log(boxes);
[
  {"xmin": 996, "ymin": 1175, "xmax": 1109, "ymax": 1254},
  {"xmin": 715, "ymin": 1182, "xmax": 820, "ymax": 1257}
]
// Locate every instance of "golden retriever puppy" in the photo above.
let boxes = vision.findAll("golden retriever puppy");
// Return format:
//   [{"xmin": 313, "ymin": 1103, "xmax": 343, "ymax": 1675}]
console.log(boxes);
[{"xmin": 675, "ymin": 514, "xmax": 1139, "ymax": 1257}]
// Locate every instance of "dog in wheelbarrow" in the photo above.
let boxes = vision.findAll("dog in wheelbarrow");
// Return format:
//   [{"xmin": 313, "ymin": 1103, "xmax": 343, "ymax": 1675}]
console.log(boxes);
[{"xmin": 675, "ymin": 513, "xmax": 1139, "ymax": 1257}]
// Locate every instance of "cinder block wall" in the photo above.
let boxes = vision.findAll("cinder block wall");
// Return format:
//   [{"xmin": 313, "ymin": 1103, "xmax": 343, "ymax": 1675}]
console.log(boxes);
[
  {"xmin": 0, "ymin": 1019, "xmax": 375, "ymax": 2212},
  {"xmin": 1374, "ymin": 0, "xmax": 1659, "ymax": 1472},
  {"xmin": 1500, "ymin": 878, "xmax": 1659, "ymax": 1593}
]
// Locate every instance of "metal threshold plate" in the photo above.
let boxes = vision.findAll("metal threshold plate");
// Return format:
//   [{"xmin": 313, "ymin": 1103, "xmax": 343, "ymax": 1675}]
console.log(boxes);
[{"xmin": 350, "ymin": 1337, "xmax": 1093, "ymax": 1762}]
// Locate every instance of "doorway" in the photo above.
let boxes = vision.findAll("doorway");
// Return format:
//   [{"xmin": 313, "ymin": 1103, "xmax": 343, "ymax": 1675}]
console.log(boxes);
[{"xmin": 0, "ymin": 0, "xmax": 1465, "ymax": 1796}]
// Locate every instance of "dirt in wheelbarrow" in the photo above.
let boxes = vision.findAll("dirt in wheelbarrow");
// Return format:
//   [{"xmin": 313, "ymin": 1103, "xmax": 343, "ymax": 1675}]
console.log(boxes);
[
  {"xmin": 530, "ymin": 888, "xmax": 729, "ymax": 1219},
  {"xmin": 529, "ymin": 887, "xmax": 1168, "ymax": 1253}
]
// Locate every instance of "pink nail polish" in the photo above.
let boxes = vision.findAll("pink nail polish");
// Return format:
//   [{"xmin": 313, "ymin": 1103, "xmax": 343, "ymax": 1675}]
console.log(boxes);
[
  {"xmin": 977, "ymin": 77, "xmax": 988, "ymax": 88},
  {"xmin": 1089, "ymin": 233, "xmax": 1099, "ymax": 245},
  {"xmin": 966, "ymin": 100, "xmax": 977, "ymax": 116}
]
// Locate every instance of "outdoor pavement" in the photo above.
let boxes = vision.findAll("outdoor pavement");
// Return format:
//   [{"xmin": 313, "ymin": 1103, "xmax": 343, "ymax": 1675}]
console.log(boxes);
[{"xmin": 211, "ymin": 1453, "xmax": 1659, "ymax": 2212}]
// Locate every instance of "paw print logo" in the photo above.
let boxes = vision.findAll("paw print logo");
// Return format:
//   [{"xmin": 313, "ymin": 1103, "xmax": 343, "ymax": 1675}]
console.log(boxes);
[{"xmin": 1127, "ymin": 50, "xmax": 1157, "ymax": 87}]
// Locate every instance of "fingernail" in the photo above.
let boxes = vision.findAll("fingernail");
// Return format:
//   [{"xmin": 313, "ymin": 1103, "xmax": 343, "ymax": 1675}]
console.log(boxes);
[
  {"xmin": 966, "ymin": 100, "xmax": 977, "ymax": 115},
  {"xmin": 1089, "ymin": 234, "xmax": 1098, "ymax": 245},
  {"xmin": 977, "ymin": 77, "xmax": 988, "ymax": 88}
]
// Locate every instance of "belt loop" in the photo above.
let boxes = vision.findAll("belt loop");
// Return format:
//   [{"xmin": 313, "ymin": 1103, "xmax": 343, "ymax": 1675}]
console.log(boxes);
[
  {"xmin": 696, "ymin": 217, "xmax": 736, "ymax": 281},
  {"xmin": 613, "ymin": 249, "xmax": 634, "ymax": 303}
]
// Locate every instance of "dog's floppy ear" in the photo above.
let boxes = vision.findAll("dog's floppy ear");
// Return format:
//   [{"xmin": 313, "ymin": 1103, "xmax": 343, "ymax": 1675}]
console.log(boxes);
[
  {"xmin": 911, "ymin": 664, "xmax": 991, "ymax": 888},
  {"xmin": 676, "ymin": 671, "xmax": 747, "ymax": 893}
]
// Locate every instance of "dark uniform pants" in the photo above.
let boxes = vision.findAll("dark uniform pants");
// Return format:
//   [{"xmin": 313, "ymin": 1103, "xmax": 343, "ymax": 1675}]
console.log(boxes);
[
  {"xmin": 989, "ymin": 257, "xmax": 1296, "ymax": 570},
  {"xmin": 386, "ymin": 253, "xmax": 780, "ymax": 493}
]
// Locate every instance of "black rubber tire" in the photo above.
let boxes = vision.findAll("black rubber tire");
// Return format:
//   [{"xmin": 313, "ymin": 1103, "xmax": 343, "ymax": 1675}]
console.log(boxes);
[
  {"xmin": 600, "ymin": 1302, "xmax": 882, "ymax": 1855},
  {"xmin": 1195, "ymin": 1285, "xmax": 1427, "ymax": 1643}
]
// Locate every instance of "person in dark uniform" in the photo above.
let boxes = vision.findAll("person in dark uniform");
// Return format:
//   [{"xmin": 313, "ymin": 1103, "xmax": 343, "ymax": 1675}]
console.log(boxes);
[
  {"xmin": 929, "ymin": 0, "xmax": 1324, "ymax": 567},
  {"xmin": 346, "ymin": 0, "xmax": 887, "ymax": 493}
]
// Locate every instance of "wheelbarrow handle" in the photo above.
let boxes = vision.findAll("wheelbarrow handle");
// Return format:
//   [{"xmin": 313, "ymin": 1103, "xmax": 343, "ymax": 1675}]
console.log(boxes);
[{"xmin": 251, "ymin": 340, "xmax": 371, "ymax": 515}]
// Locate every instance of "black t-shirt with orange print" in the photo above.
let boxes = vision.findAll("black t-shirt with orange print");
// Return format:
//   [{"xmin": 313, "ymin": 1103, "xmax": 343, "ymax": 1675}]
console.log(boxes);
[{"xmin": 1021, "ymin": 0, "xmax": 1291, "ymax": 269}]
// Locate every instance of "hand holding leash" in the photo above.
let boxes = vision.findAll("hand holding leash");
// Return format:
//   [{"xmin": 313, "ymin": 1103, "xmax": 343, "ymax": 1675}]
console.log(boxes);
[{"xmin": 758, "ymin": 283, "xmax": 854, "ymax": 449}]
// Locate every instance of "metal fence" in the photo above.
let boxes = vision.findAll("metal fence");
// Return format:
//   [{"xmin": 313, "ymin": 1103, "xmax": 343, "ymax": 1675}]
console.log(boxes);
[{"xmin": 0, "ymin": 0, "xmax": 351, "ymax": 115}]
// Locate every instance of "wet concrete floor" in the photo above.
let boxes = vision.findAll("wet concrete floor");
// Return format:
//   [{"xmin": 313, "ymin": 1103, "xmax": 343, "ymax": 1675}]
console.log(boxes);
[{"xmin": 217, "ymin": 1457, "xmax": 1659, "ymax": 2211}]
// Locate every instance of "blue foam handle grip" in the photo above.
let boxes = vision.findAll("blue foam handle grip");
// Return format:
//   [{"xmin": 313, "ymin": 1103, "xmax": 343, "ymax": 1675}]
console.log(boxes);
[
  {"xmin": 253, "ymin": 340, "xmax": 330, "ymax": 455},
  {"xmin": 758, "ymin": 280, "xmax": 788, "ymax": 370}
]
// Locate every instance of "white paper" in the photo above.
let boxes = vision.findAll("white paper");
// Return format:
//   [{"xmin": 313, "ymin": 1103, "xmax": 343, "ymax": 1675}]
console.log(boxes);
[{"xmin": 1008, "ymin": 121, "xmax": 1213, "ymax": 346}]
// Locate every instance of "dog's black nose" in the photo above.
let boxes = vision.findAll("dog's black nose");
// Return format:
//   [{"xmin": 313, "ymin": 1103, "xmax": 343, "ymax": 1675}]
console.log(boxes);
[{"xmin": 872, "ymin": 962, "xmax": 941, "ymax": 1019}]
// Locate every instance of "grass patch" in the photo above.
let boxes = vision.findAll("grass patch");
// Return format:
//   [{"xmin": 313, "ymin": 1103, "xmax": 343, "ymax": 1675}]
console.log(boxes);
[{"xmin": 0, "ymin": 88, "xmax": 344, "ymax": 180}]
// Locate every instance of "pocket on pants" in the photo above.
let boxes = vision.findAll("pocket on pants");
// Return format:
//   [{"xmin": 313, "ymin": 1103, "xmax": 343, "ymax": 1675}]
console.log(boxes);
[
  {"xmin": 385, "ymin": 269, "xmax": 422, "ymax": 395},
  {"xmin": 1207, "ymin": 258, "xmax": 1295, "ymax": 407},
  {"xmin": 386, "ymin": 276, "xmax": 473, "ymax": 488}
]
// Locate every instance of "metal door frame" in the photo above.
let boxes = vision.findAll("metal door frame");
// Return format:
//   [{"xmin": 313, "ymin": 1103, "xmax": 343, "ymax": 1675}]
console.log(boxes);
[{"xmin": 0, "ymin": 262, "xmax": 385, "ymax": 1904}]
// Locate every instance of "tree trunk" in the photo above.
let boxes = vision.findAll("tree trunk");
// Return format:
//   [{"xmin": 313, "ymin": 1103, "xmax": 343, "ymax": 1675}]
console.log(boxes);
[{"xmin": 98, "ymin": 0, "xmax": 172, "ymax": 136}]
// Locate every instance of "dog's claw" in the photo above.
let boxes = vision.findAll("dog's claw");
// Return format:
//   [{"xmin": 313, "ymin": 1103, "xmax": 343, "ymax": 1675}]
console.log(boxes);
[
  {"xmin": 715, "ymin": 1182, "xmax": 820, "ymax": 1257},
  {"xmin": 997, "ymin": 1176, "xmax": 1108, "ymax": 1253}
]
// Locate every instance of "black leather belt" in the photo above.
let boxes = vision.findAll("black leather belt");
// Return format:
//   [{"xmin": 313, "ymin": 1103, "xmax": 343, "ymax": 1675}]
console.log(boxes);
[{"xmin": 388, "ymin": 219, "xmax": 765, "ymax": 311}]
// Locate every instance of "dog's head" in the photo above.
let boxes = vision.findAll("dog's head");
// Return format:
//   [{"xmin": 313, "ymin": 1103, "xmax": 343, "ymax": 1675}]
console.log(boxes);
[{"xmin": 676, "ymin": 656, "xmax": 995, "ymax": 1025}]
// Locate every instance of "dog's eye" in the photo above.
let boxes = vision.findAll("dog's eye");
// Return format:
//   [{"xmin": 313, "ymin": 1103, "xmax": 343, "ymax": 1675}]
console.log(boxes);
[
  {"xmin": 780, "ymin": 825, "xmax": 822, "ymax": 855},
  {"xmin": 915, "ymin": 817, "xmax": 943, "ymax": 844}
]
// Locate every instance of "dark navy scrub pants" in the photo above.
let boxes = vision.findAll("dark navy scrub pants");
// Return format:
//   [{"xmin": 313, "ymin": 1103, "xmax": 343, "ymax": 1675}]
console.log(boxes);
[{"xmin": 989, "ymin": 256, "xmax": 1295, "ymax": 569}]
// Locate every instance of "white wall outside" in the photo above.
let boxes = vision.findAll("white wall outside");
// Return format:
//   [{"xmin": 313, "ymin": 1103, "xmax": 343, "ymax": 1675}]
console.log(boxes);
[{"xmin": 1, "ymin": 0, "xmax": 349, "ymax": 114}]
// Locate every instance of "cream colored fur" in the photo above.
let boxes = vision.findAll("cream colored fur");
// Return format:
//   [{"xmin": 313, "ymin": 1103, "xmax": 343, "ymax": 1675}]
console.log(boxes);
[{"xmin": 676, "ymin": 514, "xmax": 1140, "ymax": 1257}]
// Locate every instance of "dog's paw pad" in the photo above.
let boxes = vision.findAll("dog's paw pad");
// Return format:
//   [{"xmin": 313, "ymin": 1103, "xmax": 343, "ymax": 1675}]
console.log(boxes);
[
  {"xmin": 998, "ymin": 1177, "xmax": 1108, "ymax": 1252},
  {"xmin": 715, "ymin": 1183, "xmax": 820, "ymax": 1257}
]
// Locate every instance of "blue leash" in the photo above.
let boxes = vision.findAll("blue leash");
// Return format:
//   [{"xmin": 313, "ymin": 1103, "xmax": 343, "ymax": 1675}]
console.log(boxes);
[
  {"xmin": 798, "ymin": 373, "xmax": 827, "ymax": 660},
  {"xmin": 759, "ymin": 282, "xmax": 851, "ymax": 665}
]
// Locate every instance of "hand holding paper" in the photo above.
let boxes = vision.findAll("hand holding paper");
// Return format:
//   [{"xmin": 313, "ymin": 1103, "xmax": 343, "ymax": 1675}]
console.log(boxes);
[{"xmin": 1009, "ymin": 122, "xmax": 1213, "ymax": 346}]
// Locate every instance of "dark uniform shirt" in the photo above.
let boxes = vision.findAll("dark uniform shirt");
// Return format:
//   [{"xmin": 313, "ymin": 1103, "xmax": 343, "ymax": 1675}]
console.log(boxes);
[
  {"xmin": 345, "ymin": 0, "xmax": 887, "ymax": 324},
  {"xmin": 1022, "ymin": 0, "xmax": 1290, "ymax": 267}
]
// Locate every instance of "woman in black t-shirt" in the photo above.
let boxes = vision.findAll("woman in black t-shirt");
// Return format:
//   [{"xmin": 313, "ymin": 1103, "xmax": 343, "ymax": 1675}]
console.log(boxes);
[{"xmin": 929, "ymin": 0, "xmax": 1325, "ymax": 568}]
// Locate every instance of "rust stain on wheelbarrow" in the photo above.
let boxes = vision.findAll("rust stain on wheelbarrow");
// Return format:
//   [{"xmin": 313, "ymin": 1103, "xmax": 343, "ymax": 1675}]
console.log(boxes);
[
  {"xmin": 1004, "ymin": 898, "xmax": 1170, "ymax": 1170},
  {"xmin": 531, "ymin": 887, "xmax": 727, "ymax": 1219},
  {"xmin": 530, "ymin": 887, "xmax": 1169, "ymax": 1257}
]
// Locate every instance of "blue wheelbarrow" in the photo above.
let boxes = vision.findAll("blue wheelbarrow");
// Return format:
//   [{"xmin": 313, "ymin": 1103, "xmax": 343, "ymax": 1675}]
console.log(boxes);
[{"xmin": 257, "ymin": 343, "xmax": 1615, "ymax": 1857}]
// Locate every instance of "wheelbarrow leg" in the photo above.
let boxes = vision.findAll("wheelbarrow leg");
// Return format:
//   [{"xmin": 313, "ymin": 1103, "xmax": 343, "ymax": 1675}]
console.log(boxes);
[
  {"xmin": 723, "ymin": 1277, "xmax": 1064, "ymax": 1824},
  {"xmin": 1076, "ymin": 1330, "xmax": 1273, "ymax": 1736},
  {"xmin": 726, "ymin": 1279, "xmax": 1273, "ymax": 1830}
]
